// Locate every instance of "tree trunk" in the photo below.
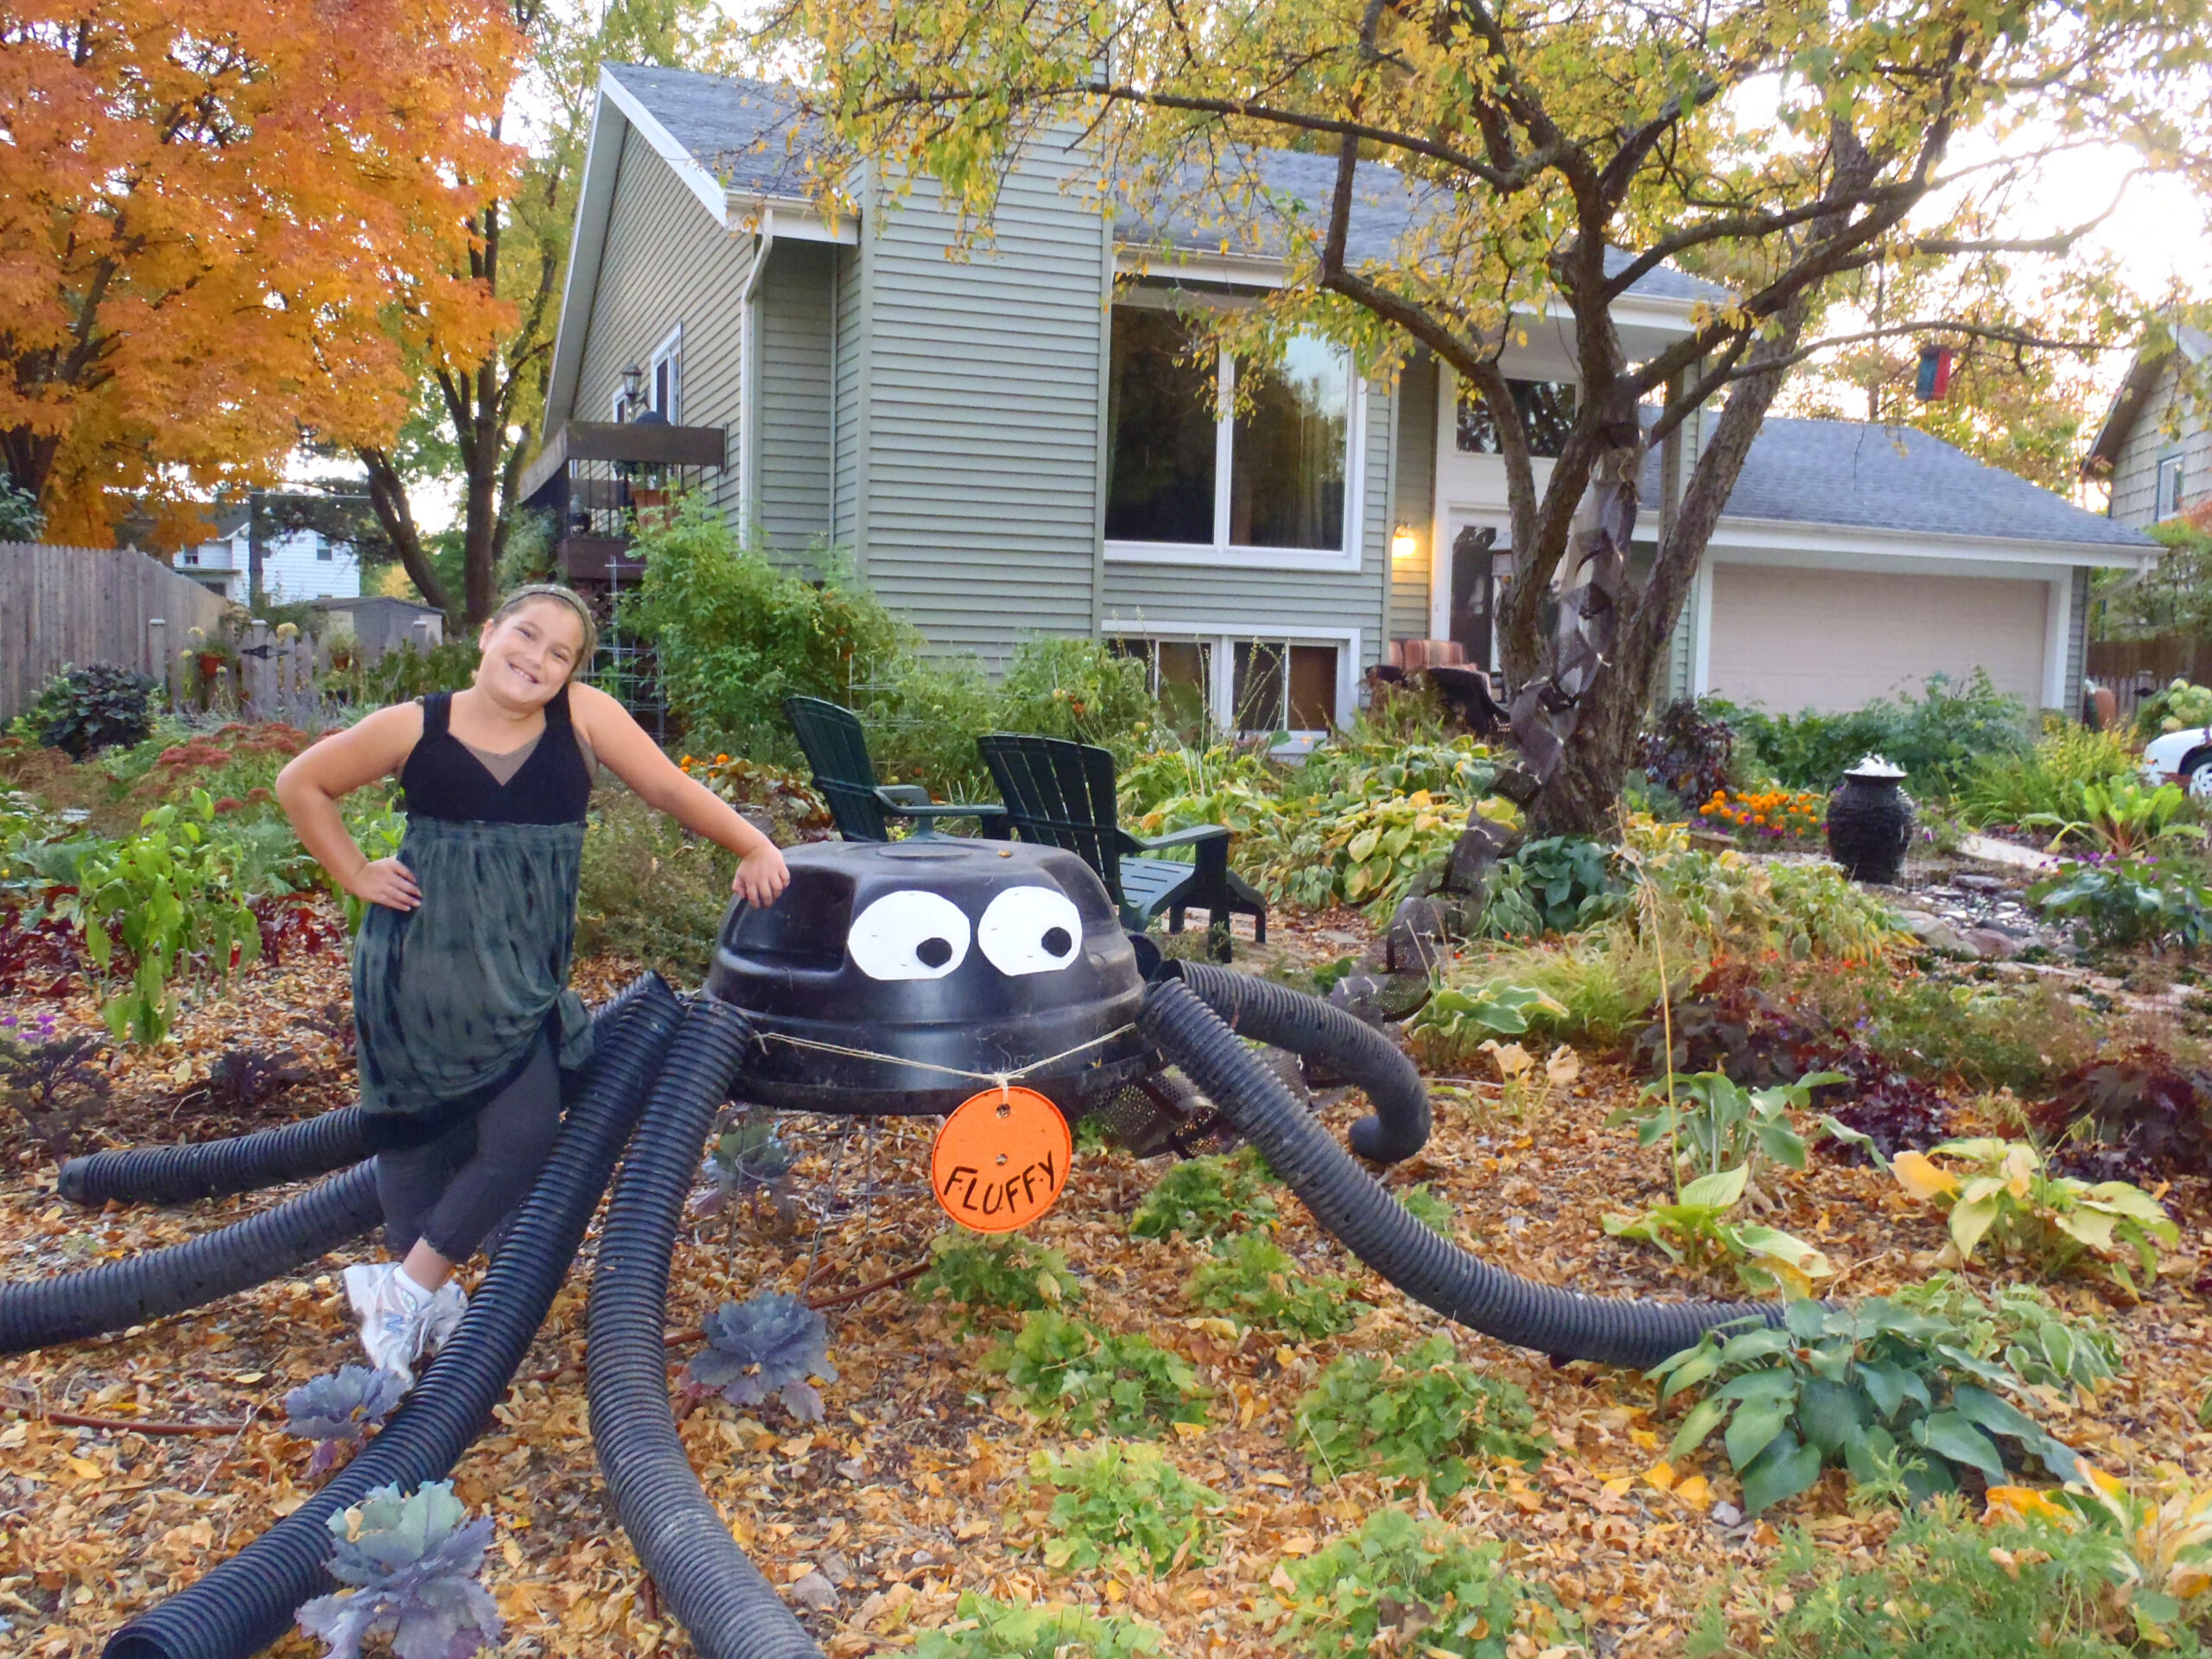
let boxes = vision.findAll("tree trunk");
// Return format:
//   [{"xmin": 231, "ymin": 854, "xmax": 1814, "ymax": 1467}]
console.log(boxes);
[{"xmin": 359, "ymin": 444, "xmax": 456, "ymax": 620}]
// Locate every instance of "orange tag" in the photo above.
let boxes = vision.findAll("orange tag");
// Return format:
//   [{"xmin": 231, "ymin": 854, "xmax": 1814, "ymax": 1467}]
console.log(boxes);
[{"xmin": 931, "ymin": 1086, "xmax": 1073, "ymax": 1232}]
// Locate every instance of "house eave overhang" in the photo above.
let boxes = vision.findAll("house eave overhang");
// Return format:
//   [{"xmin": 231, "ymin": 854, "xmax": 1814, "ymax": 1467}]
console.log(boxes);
[
  {"xmin": 1113, "ymin": 242, "xmax": 1707, "ymax": 346},
  {"xmin": 1635, "ymin": 509, "xmax": 2158, "ymax": 572}
]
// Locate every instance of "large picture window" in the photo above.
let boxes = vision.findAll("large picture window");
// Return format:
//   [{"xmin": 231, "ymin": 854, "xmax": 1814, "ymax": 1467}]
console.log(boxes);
[
  {"xmin": 1107, "ymin": 305, "xmax": 1352, "ymax": 556},
  {"xmin": 1109, "ymin": 632, "xmax": 1345, "ymax": 738},
  {"xmin": 1456, "ymin": 378, "xmax": 1576, "ymax": 457}
]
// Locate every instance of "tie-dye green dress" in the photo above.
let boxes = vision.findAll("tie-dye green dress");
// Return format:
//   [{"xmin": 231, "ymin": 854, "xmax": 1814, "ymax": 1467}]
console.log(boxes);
[{"xmin": 352, "ymin": 687, "xmax": 596, "ymax": 1116}]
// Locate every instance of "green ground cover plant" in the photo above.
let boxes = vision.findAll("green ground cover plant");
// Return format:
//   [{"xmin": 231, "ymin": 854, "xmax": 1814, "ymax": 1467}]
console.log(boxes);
[
  {"xmin": 913, "ymin": 1231, "xmax": 1084, "ymax": 1324},
  {"xmin": 1474, "ymin": 835, "xmax": 1626, "ymax": 938},
  {"xmin": 1183, "ymin": 1230, "xmax": 1369, "ymax": 1340},
  {"xmin": 1688, "ymin": 1501, "xmax": 2192, "ymax": 1659},
  {"xmin": 1649, "ymin": 1290, "xmax": 2098, "ymax": 1513},
  {"xmin": 1294, "ymin": 1333, "xmax": 1547, "ymax": 1498},
  {"xmin": 1274, "ymin": 1507, "xmax": 1576, "ymax": 1659},
  {"xmin": 911, "ymin": 1594, "xmax": 1164, "ymax": 1659},
  {"xmin": 1022, "ymin": 1442, "xmax": 1223, "ymax": 1576},
  {"xmin": 573, "ymin": 785, "xmax": 737, "ymax": 982},
  {"xmin": 1128, "ymin": 1148, "xmax": 1278, "ymax": 1240},
  {"xmin": 983, "ymin": 1311, "xmax": 1210, "ymax": 1436}
]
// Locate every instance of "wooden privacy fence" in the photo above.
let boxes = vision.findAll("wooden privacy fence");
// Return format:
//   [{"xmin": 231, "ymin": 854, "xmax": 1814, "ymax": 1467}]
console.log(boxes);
[
  {"xmin": 0, "ymin": 542, "xmax": 231, "ymax": 722},
  {"xmin": 2085, "ymin": 636, "xmax": 2212, "ymax": 723}
]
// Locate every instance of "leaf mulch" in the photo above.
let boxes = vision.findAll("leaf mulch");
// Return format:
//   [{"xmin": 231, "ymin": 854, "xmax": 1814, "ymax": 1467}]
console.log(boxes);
[{"xmin": 3, "ymin": 900, "xmax": 2210, "ymax": 1657}]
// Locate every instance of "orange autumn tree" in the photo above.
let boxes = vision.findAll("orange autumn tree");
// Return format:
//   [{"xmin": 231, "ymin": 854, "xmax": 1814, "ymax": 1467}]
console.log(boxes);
[{"xmin": 0, "ymin": 0, "xmax": 522, "ymax": 546}]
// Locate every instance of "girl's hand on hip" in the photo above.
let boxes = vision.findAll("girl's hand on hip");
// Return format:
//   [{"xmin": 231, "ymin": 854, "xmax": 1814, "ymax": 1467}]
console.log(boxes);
[
  {"xmin": 733, "ymin": 844, "xmax": 790, "ymax": 908},
  {"xmin": 348, "ymin": 857, "xmax": 422, "ymax": 912}
]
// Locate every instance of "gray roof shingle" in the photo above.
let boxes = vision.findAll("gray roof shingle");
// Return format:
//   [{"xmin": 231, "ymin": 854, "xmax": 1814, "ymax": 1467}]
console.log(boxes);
[
  {"xmin": 1638, "ymin": 416, "xmax": 2152, "ymax": 549},
  {"xmin": 603, "ymin": 64, "xmax": 1726, "ymax": 305}
]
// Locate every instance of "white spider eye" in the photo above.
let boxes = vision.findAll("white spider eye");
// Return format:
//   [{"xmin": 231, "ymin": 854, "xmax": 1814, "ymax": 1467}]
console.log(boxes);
[
  {"xmin": 848, "ymin": 890, "xmax": 971, "ymax": 981},
  {"xmin": 976, "ymin": 886, "xmax": 1084, "ymax": 976}
]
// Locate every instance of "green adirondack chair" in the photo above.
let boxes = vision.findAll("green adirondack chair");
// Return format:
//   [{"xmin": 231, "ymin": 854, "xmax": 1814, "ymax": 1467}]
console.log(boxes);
[
  {"xmin": 782, "ymin": 696, "xmax": 1007, "ymax": 842},
  {"xmin": 976, "ymin": 732, "xmax": 1266, "ymax": 961}
]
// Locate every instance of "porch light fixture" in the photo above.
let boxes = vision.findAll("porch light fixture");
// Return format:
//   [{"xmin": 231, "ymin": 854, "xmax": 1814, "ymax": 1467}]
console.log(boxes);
[
  {"xmin": 1390, "ymin": 524, "xmax": 1418, "ymax": 563},
  {"xmin": 620, "ymin": 363, "xmax": 645, "ymax": 411}
]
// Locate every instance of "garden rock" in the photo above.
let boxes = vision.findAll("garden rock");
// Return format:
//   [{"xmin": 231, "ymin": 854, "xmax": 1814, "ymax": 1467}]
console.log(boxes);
[
  {"xmin": 1326, "ymin": 970, "xmax": 1433, "ymax": 1027},
  {"xmin": 1894, "ymin": 909, "xmax": 1981, "ymax": 957},
  {"xmin": 1961, "ymin": 926, "xmax": 2024, "ymax": 961},
  {"xmin": 788, "ymin": 1570, "xmax": 839, "ymax": 1612},
  {"xmin": 1953, "ymin": 873, "xmax": 2006, "ymax": 893}
]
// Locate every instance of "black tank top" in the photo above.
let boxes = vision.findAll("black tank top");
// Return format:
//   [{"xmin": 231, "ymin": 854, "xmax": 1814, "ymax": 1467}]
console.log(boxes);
[{"xmin": 399, "ymin": 686, "xmax": 594, "ymax": 825}]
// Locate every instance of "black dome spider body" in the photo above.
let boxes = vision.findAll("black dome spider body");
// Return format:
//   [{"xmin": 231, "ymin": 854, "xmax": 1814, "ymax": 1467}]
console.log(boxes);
[{"xmin": 2, "ymin": 838, "xmax": 1779, "ymax": 1659}]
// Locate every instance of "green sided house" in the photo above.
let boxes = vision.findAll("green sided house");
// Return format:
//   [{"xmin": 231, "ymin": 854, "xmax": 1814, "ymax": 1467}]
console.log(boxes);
[{"xmin": 531, "ymin": 63, "xmax": 2159, "ymax": 731}]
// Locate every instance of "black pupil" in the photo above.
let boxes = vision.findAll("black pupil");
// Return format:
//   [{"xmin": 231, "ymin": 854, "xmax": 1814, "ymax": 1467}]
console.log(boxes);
[
  {"xmin": 915, "ymin": 937, "xmax": 953, "ymax": 969},
  {"xmin": 1041, "ymin": 927, "xmax": 1073, "ymax": 957}
]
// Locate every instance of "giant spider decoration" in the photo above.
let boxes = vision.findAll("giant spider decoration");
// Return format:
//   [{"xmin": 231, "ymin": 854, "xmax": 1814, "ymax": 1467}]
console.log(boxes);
[{"xmin": 1, "ymin": 838, "xmax": 1777, "ymax": 1659}]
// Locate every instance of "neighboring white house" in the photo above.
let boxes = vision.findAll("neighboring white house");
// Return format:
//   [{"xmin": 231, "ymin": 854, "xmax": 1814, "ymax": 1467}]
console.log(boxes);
[
  {"xmin": 538, "ymin": 63, "xmax": 2158, "ymax": 723},
  {"xmin": 175, "ymin": 504, "xmax": 362, "ymax": 604}
]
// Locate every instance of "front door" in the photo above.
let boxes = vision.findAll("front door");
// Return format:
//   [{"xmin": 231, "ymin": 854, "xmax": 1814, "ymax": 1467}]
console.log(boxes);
[{"xmin": 1449, "ymin": 524, "xmax": 1497, "ymax": 670}]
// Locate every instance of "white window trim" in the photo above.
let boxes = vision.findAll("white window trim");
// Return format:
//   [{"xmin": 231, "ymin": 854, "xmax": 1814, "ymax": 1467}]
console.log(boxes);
[
  {"xmin": 1103, "ymin": 618, "xmax": 1361, "ymax": 745},
  {"xmin": 649, "ymin": 324, "xmax": 682, "ymax": 423},
  {"xmin": 2157, "ymin": 453, "xmax": 2183, "ymax": 519},
  {"xmin": 1102, "ymin": 303, "xmax": 1368, "ymax": 573}
]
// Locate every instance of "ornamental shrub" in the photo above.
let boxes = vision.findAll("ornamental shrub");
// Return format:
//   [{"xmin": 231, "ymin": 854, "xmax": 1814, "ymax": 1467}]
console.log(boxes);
[
  {"xmin": 1716, "ymin": 670, "xmax": 2030, "ymax": 798},
  {"xmin": 33, "ymin": 664, "xmax": 155, "ymax": 759}
]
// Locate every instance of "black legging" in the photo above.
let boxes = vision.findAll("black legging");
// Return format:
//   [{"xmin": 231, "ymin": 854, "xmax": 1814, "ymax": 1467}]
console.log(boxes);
[{"xmin": 373, "ymin": 1032, "xmax": 560, "ymax": 1261}]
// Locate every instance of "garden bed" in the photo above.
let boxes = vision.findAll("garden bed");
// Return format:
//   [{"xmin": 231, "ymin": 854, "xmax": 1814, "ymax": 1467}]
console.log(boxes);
[{"xmin": 1, "ymin": 906, "xmax": 2209, "ymax": 1658}]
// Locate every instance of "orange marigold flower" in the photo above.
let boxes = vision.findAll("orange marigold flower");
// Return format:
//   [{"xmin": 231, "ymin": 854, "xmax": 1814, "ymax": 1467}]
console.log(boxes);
[{"xmin": 715, "ymin": 753, "xmax": 730, "ymax": 764}]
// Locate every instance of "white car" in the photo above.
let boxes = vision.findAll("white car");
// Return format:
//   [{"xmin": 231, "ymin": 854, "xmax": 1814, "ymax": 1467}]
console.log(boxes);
[{"xmin": 2140, "ymin": 725, "xmax": 2212, "ymax": 797}]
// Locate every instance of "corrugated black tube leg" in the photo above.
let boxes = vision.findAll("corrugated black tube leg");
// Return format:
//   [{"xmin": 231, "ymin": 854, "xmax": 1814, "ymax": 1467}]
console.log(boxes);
[
  {"xmin": 0, "ymin": 1164, "xmax": 385, "ymax": 1356},
  {"xmin": 587, "ymin": 996, "xmax": 823, "ymax": 1659},
  {"xmin": 102, "ymin": 973, "xmax": 683, "ymax": 1659},
  {"xmin": 62, "ymin": 971, "xmax": 676, "ymax": 1209},
  {"xmin": 1169, "ymin": 959, "xmax": 1431, "ymax": 1163},
  {"xmin": 1141, "ymin": 977, "xmax": 1783, "ymax": 1370},
  {"xmin": 60, "ymin": 1109, "xmax": 382, "ymax": 1208}
]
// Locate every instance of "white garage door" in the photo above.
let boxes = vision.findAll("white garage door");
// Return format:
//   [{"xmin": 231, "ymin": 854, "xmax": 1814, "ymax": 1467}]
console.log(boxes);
[{"xmin": 1706, "ymin": 563, "xmax": 2049, "ymax": 714}]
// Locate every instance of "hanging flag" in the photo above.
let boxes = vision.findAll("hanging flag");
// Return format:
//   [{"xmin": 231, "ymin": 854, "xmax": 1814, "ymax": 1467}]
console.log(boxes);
[{"xmin": 1915, "ymin": 344, "xmax": 1955, "ymax": 402}]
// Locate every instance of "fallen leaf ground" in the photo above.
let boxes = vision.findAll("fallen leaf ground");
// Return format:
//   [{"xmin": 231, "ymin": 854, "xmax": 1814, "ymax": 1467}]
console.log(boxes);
[{"xmin": 3, "ymin": 904, "xmax": 2210, "ymax": 1658}]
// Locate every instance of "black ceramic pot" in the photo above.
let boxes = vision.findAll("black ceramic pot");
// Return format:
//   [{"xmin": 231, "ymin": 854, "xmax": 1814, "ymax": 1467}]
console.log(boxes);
[{"xmin": 1827, "ymin": 766, "xmax": 1914, "ymax": 884}]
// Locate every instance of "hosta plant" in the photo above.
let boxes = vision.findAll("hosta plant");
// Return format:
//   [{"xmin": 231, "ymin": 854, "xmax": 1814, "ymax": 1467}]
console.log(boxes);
[
  {"xmin": 1611, "ymin": 1069, "xmax": 1847, "ymax": 1194},
  {"xmin": 284, "ymin": 1366, "xmax": 409, "ymax": 1474},
  {"xmin": 1891, "ymin": 1139, "xmax": 2178, "ymax": 1288},
  {"xmin": 1475, "ymin": 835, "xmax": 1626, "ymax": 938},
  {"xmin": 1887, "ymin": 1274, "xmax": 2121, "ymax": 1405},
  {"xmin": 1602, "ymin": 1163, "xmax": 1836, "ymax": 1297},
  {"xmin": 1294, "ymin": 1333, "xmax": 1547, "ymax": 1499},
  {"xmin": 1274, "ymin": 1505, "xmax": 1575, "ymax": 1659},
  {"xmin": 296, "ymin": 1481, "xmax": 503, "ymax": 1659},
  {"xmin": 683, "ymin": 1291, "xmax": 836, "ymax": 1421},
  {"xmin": 1415, "ymin": 982, "xmax": 1567, "ymax": 1046},
  {"xmin": 984, "ymin": 1310, "xmax": 1210, "ymax": 1437},
  {"xmin": 1024, "ymin": 1441, "xmax": 1224, "ymax": 1576},
  {"xmin": 1650, "ymin": 1295, "xmax": 2088, "ymax": 1514},
  {"xmin": 1266, "ymin": 790, "xmax": 1477, "ymax": 914},
  {"xmin": 1184, "ymin": 1230, "xmax": 1369, "ymax": 1340}
]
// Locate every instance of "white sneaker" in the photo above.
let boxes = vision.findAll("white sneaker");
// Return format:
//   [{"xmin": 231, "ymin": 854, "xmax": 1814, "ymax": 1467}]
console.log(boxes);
[
  {"xmin": 420, "ymin": 1281, "xmax": 468, "ymax": 1359},
  {"xmin": 342, "ymin": 1262, "xmax": 433, "ymax": 1390}
]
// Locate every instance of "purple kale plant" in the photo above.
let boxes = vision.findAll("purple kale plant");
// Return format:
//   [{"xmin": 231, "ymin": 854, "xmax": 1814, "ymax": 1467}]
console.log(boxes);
[
  {"xmin": 284, "ymin": 1365, "xmax": 408, "ymax": 1474},
  {"xmin": 296, "ymin": 1481, "xmax": 503, "ymax": 1659},
  {"xmin": 683, "ymin": 1290, "xmax": 836, "ymax": 1422}
]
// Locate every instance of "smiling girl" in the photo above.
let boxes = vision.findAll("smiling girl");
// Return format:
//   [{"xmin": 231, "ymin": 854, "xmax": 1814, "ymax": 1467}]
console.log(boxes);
[{"xmin": 276, "ymin": 584, "xmax": 788, "ymax": 1383}]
